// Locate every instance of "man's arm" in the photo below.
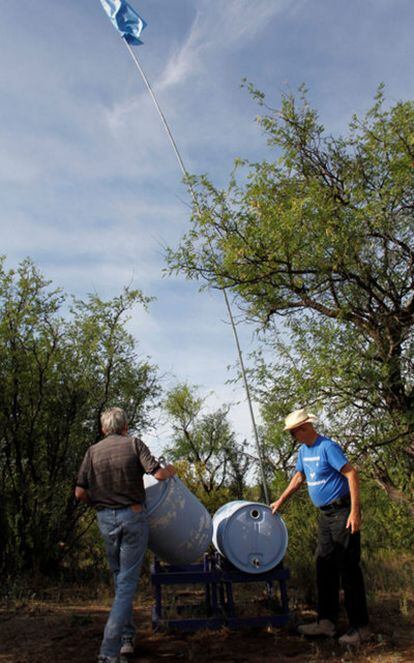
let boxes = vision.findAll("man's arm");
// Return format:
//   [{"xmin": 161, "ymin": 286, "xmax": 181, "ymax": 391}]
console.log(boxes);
[
  {"xmin": 340, "ymin": 462, "xmax": 361, "ymax": 533},
  {"xmin": 153, "ymin": 464, "xmax": 176, "ymax": 481},
  {"xmin": 75, "ymin": 448, "xmax": 90, "ymax": 503},
  {"xmin": 135, "ymin": 438, "xmax": 176, "ymax": 480},
  {"xmin": 270, "ymin": 471, "xmax": 305, "ymax": 514}
]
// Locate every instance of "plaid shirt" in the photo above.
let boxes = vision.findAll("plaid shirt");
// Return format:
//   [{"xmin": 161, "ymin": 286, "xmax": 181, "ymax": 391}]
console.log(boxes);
[{"xmin": 76, "ymin": 434, "xmax": 160, "ymax": 509}]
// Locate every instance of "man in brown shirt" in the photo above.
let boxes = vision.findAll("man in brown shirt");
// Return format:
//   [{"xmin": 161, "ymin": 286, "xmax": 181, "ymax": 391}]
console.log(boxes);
[{"xmin": 75, "ymin": 407, "xmax": 175, "ymax": 663}]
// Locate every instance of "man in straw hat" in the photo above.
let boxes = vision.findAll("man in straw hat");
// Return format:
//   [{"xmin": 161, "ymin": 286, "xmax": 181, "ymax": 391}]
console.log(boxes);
[{"xmin": 271, "ymin": 407, "xmax": 370, "ymax": 646}]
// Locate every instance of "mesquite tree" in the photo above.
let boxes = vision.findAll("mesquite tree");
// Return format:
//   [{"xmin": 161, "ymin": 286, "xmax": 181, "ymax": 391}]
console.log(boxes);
[
  {"xmin": 0, "ymin": 258, "xmax": 160, "ymax": 574},
  {"xmin": 167, "ymin": 86, "xmax": 414, "ymax": 514},
  {"xmin": 164, "ymin": 383, "xmax": 249, "ymax": 506}
]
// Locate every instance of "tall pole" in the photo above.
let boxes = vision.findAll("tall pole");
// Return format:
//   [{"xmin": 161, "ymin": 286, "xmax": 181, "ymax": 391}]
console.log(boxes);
[
  {"xmin": 123, "ymin": 39, "xmax": 269, "ymax": 503},
  {"xmin": 222, "ymin": 290, "xmax": 269, "ymax": 503},
  {"xmin": 124, "ymin": 40, "xmax": 188, "ymax": 181}
]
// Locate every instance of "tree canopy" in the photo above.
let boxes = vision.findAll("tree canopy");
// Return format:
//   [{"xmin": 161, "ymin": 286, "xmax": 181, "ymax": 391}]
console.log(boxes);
[
  {"xmin": 0, "ymin": 258, "xmax": 160, "ymax": 575},
  {"xmin": 164, "ymin": 383, "xmax": 250, "ymax": 510},
  {"xmin": 167, "ymin": 86, "xmax": 414, "ymax": 514}
]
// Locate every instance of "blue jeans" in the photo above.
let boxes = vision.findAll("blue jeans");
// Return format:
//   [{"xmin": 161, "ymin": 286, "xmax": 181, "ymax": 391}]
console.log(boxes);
[{"xmin": 97, "ymin": 506, "xmax": 149, "ymax": 658}]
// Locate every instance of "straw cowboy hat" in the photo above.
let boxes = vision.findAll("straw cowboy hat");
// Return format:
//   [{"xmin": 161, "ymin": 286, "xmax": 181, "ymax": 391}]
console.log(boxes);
[{"xmin": 284, "ymin": 407, "xmax": 317, "ymax": 431}]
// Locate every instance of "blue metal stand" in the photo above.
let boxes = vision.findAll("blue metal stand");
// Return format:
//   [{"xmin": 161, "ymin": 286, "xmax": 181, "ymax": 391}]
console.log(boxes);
[{"xmin": 151, "ymin": 553, "xmax": 290, "ymax": 632}]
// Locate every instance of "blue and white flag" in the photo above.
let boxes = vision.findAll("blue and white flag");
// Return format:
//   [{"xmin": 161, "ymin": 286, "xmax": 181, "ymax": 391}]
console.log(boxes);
[{"xmin": 99, "ymin": 0, "xmax": 147, "ymax": 45}]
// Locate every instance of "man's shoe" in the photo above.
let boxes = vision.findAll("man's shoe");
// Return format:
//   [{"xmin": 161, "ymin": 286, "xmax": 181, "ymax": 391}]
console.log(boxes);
[
  {"xmin": 297, "ymin": 619, "xmax": 336, "ymax": 637},
  {"xmin": 338, "ymin": 626, "xmax": 371, "ymax": 646},
  {"xmin": 120, "ymin": 635, "xmax": 135, "ymax": 655}
]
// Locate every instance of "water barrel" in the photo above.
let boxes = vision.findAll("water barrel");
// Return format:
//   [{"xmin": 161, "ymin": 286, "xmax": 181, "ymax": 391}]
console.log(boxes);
[
  {"xmin": 143, "ymin": 474, "xmax": 213, "ymax": 565},
  {"xmin": 212, "ymin": 500, "xmax": 288, "ymax": 574}
]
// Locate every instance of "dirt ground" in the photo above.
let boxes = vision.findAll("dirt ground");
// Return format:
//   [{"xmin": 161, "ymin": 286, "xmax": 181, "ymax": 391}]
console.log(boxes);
[{"xmin": 1, "ymin": 591, "xmax": 413, "ymax": 663}]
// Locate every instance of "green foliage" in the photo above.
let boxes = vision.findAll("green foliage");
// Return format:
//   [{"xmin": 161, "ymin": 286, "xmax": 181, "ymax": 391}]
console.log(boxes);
[
  {"xmin": 164, "ymin": 383, "xmax": 250, "ymax": 507},
  {"xmin": 167, "ymin": 86, "xmax": 414, "ymax": 514},
  {"xmin": 360, "ymin": 475, "xmax": 414, "ymax": 553},
  {"xmin": 0, "ymin": 258, "xmax": 160, "ymax": 577},
  {"xmin": 171, "ymin": 460, "xmax": 232, "ymax": 514}
]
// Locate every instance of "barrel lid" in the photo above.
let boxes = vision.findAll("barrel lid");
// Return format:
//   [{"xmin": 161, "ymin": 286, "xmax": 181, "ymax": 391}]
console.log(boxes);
[
  {"xmin": 222, "ymin": 502, "xmax": 288, "ymax": 573},
  {"xmin": 143, "ymin": 474, "xmax": 170, "ymax": 516}
]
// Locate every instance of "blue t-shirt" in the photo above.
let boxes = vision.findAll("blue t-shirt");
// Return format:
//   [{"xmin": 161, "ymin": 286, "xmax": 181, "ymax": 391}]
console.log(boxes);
[{"xmin": 295, "ymin": 435, "xmax": 349, "ymax": 507}]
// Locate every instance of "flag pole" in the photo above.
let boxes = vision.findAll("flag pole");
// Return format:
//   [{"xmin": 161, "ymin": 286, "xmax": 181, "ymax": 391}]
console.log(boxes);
[
  {"xmin": 122, "ymin": 38, "xmax": 269, "ymax": 503},
  {"xmin": 123, "ymin": 40, "xmax": 187, "ymax": 181},
  {"xmin": 222, "ymin": 291, "xmax": 269, "ymax": 504}
]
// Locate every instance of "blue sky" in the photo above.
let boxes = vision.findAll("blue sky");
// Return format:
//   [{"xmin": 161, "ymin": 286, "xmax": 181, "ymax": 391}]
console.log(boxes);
[{"xmin": 1, "ymin": 0, "xmax": 414, "ymax": 452}]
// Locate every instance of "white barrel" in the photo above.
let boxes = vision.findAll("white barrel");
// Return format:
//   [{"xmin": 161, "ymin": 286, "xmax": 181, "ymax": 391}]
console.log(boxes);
[
  {"xmin": 144, "ymin": 475, "xmax": 213, "ymax": 565},
  {"xmin": 212, "ymin": 500, "xmax": 288, "ymax": 574}
]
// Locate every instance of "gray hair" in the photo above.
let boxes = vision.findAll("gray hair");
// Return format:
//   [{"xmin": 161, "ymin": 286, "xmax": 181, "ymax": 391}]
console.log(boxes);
[{"xmin": 100, "ymin": 407, "xmax": 128, "ymax": 436}]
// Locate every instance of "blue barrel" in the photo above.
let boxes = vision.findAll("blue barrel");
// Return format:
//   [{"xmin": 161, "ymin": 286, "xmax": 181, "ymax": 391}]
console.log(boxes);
[
  {"xmin": 212, "ymin": 500, "xmax": 288, "ymax": 574},
  {"xmin": 143, "ymin": 475, "xmax": 213, "ymax": 565}
]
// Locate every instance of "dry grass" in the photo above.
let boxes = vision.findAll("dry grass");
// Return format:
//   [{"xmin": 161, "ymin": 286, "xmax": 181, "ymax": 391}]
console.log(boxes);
[
  {"xmin": 1, "ymin": 550, "xmax": 413, "ymax": 662},
  {"xmin": 1, "ymin": 582, "xmax": 413, "ymax": 663}
]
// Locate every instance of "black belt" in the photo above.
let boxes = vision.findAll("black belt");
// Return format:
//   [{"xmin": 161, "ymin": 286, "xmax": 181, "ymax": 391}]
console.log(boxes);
[{"xmin": 319, "ymin": 495, "xmax": 350, "ymax": 511}]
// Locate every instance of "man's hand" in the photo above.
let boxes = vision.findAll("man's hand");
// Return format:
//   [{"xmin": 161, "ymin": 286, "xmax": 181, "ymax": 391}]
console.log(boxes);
[
  {"xmin": 346, "ymin": 509, "xmax": 361, "ymax": 533},
  {"xmin": 154, "ymin": 464, "xmax": 176, "ymax": 481},
  {"xmin": 270, "ymin": 498, "xmax": 283, "ymax": 515},
  {"xmin": 269, "ymin": 471, "xmax": 305, "ymax": 514},
  {"xmin": 74, "ymin": 486, "xmax": 89, "ymax": 503}
]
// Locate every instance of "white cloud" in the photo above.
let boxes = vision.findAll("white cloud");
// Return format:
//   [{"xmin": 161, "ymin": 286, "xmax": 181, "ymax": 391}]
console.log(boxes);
[
  {"xmin": 157, "ymin": 0, "xmax": 292, "ymax": 91},
  {"xmin": 215, "ymin": 0, "xmax": 291, "ymax": 43},
  {"xmin": 158, "ymin": 13, "xmax": 208, "ymax": 90}
]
